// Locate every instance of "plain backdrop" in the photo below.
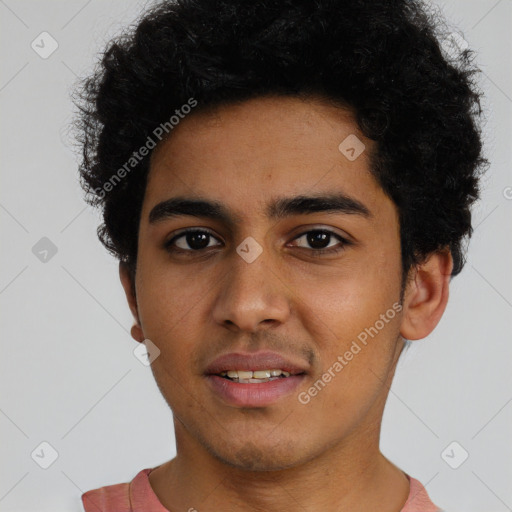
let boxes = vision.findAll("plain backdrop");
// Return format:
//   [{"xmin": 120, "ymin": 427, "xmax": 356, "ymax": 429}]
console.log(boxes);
[{"xmin": 0, "ymin": 0, "xmax": 511, "ymax": 511}]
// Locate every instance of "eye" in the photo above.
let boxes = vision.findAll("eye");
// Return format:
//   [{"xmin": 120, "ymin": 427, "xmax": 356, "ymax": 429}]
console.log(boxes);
[
  {"xmin": 164, "ymin": 227, "xmax": 350, "ymax": 257},
  {"xmin": 165, "ymin": 228, "xmax": 222, "ymax": 253},
  {"xmin": 290, "ymin": 229, "xmax": 350, "ymax": 256}
]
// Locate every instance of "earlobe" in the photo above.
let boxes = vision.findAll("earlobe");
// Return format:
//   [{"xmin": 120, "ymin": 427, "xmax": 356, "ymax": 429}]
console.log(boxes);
[
  {"xmin": 119, "ymin": 262, "xmax": 145, "ymax": 343},
  {"xmin": 130, "ymin": 323, "xmax": 145, "ymax": 343},
  {"xmin": 400, "ymin": 249, "xmax": 453, "ymax": 341}
]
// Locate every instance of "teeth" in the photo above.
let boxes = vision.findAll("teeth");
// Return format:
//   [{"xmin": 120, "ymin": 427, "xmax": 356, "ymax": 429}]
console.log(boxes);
[
  {"xmin": 253, "ymin": 370, "xmax": 271, "ymax": 379},
  {"xmin": 219, "ymin": 369, "xmax": 291, "ymax": 379}
]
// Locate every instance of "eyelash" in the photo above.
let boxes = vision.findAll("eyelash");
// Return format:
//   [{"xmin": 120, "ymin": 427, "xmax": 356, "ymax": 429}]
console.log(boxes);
[{"xmin": 164, "ymin": 228, "xmax": 350, "ymax": 257}]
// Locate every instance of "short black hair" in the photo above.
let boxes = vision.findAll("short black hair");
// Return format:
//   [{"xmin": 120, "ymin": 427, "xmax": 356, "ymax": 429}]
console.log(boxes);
[{"xmin": 74, "ymin": 0, "xmax": 488, "ymax": 279}]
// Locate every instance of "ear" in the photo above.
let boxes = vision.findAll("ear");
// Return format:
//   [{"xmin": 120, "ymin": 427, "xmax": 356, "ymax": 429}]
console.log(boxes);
[
  {"xmin": 400, "ymin": 249, "xmax": 453, "ymax": 340},
  {"xmin": 119, "ymin": 262, "xmax": 145, "ymax": 343}
]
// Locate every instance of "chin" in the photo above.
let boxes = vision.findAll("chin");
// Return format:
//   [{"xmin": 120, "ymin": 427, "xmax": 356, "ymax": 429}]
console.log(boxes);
[{"xmin": 206, "ymin": 439, "xmax": 305, "ymax": 472}]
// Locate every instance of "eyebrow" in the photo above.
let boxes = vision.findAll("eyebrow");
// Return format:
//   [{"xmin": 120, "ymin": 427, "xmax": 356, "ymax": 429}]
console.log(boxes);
[{"xmin": 148, "ymin": 193, "xmax": 371, "ymax": 225}]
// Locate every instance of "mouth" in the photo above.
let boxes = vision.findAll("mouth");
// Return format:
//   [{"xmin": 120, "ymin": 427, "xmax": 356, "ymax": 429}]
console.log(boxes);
[
  {"xmin": 204, "ymin": 351, "xmax": 309, "ymax": 407},
  {"xmin": 205, "ymin": 369, "xmax": 307, "ymax": 407}
]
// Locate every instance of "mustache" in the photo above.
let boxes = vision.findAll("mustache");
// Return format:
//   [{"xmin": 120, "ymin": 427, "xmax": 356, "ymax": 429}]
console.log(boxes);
[{"xmin": 195, "ymin": 331, "xmax": 316, "ymax": 369}]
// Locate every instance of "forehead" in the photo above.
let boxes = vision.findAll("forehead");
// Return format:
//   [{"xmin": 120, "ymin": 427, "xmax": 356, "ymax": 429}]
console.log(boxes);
[{"xmin": 144, "ymin": 95, "xmax": 388, "ymax": 222}]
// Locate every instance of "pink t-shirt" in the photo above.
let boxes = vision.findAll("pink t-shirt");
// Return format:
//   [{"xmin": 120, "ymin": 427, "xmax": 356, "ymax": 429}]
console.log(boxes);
[{"xmin": 82, "ymin": 466, "xmax": 443, "ymax": 511}]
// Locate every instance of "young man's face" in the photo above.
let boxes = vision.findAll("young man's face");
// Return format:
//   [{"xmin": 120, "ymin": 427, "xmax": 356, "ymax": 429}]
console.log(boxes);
[{"xmin": 127, "ymin": 95, "xmax": 409, "ymax": 471}]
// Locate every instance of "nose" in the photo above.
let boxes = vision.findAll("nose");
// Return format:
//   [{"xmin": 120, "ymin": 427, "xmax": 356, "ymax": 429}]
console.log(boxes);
[{"xmin": 212, "ymin": 242, "xmax": 291, "ymax": 333}]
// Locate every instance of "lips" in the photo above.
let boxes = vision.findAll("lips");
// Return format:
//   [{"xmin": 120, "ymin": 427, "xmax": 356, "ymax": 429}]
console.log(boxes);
[
  {"xmin": 204, "ymin": 351, "xmax": 309, "ymax": 407},
  {"xmin": 206, "ymin": 373, "xmax": 306, "ymax": 407},
  {"xmin": 204, "ymin": 351, "xmax": 309, "ymax": 376}
]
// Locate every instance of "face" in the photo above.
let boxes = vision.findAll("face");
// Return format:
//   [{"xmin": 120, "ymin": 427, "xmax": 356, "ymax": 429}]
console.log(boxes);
[{"xmin": 130, "ymin": 95, "xmax": 406, "ymax": 471}]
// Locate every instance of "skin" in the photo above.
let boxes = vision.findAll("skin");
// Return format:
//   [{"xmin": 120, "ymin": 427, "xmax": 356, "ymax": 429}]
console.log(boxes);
[{"xmin": 120, "ymin": 95, "xmax": 453, "ymax": 511}]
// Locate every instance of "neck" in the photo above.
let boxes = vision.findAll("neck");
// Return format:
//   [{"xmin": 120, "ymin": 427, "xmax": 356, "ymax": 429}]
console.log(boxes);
[{"xmin": 150, "ymin": 420, "xmax": 409, "ymax": 512}]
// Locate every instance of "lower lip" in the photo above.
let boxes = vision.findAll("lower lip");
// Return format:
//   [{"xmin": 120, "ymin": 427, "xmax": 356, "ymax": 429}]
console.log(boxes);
[{"xmin": 205, "ymin": 375, "xmax": 306, "ymax": 407}]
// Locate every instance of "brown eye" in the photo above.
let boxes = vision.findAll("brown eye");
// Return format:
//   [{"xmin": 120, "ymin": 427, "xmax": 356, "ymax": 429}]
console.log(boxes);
[
  {"xmin": 291, "ymin": 229, "xmax": 350, "ymax": 256},
  {"xmin": 165, "ymin": 229, "xmax": 222, "ymax": 253}
]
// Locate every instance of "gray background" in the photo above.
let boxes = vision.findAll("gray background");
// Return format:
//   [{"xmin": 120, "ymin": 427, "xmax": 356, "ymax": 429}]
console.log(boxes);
[{"xmin": 0, "ymin": 0, "xmax": 510, "ymax": 510}]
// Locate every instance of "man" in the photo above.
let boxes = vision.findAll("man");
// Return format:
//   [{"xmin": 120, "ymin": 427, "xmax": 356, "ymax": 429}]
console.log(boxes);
[{"xmin": 76, "ymin": 0, "xmax": 487, "ymax": 510}]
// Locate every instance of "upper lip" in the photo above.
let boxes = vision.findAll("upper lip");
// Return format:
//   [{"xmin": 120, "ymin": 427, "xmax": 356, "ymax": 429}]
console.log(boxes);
[{"xmin": 204, "ymin": 351, "xmax": 309, "ymax": 376}]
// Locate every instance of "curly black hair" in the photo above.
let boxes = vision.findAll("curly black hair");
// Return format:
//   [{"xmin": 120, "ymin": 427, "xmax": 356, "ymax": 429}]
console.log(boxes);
[{"xmin": 74, "ymin": 0, "xmax": 488, "ymax": 281}]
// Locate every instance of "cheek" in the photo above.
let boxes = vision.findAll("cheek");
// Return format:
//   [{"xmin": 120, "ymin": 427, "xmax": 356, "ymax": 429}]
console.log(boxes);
[
  {"xmin": 291, "ymin": 254, "xmax": 403, "ymax": 400},
  {"xmin": 295, "ymin": 257, "xmax": 401, "ymax": 343},
  {"xmin": 136, "ymin": 253, "xmax": 210, "ymax": 330},
  {"xmin": 134, "ymin": 265, "xmax": 208, "ymax": 381},
  {"xmin": 297, "ymin": 280, "xmax": 402, "ymax": 429}
]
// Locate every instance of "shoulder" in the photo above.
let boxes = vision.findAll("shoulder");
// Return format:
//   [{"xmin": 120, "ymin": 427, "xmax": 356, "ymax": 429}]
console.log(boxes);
[
  {"xmin": 401, "ymin": 475, "xmax": 443, "ymax": 512},
  {"xmin": 81, "ymin": 468, "xmax": 153, "ymax": 512}
]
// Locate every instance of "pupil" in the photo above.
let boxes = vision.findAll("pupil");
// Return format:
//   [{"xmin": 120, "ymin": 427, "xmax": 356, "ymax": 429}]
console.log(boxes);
[
  {"xmin": 187, "ymin": 232, "xmax": 210, "ymax": 250},
  {"xmin": 308, "ymin": 231, "xmax": 329, "ymax": 249}
]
